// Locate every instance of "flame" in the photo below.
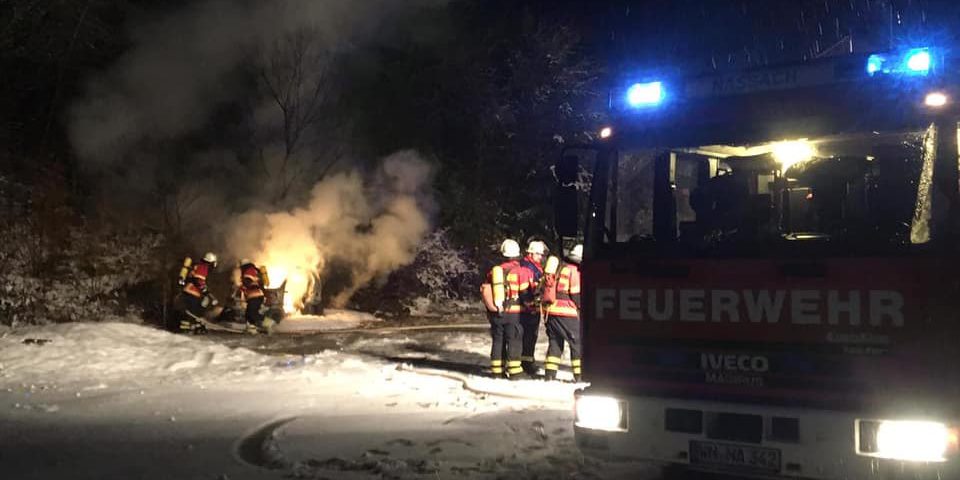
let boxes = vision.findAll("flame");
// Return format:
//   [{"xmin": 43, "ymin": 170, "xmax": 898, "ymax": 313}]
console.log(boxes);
[{"xmin": 265, "ymin": 264, "xmax": 313, "ymax": 314}]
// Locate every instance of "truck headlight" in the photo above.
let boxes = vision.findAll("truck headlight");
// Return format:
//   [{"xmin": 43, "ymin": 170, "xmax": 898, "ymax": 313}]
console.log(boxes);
[
  {"xmin": 860, "ymin": 420, "xmax": 959, "ymax": 462},
  {"xmin": 575, "ymin": 395, "xmax": 627, "ymax": 432}
]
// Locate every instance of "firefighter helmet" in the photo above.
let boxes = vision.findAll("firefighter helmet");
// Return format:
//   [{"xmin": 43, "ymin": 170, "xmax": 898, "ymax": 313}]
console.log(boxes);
[
  {"xmin": 239, "ymin": 258, "xmax": 252, "ymax": 266},
  {"xmin": 568, "ymin": 244, "xmax": 583, "ymax": 263},
  {"xmin": 202, "ymin": 252, "xmax": 218, "ymax": 266},
  {"xmin": 500, "ymin": 239, "xmax": 521, "ymax": 258},
  {"xmin": 527, "ymin": 240, "xmax": 547, "ymax": 255}
]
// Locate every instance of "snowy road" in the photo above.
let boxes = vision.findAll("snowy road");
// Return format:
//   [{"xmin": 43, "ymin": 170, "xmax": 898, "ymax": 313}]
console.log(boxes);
[{"xmin": 0, "ymin": 320, "xmax": 660, "ymax": 479}]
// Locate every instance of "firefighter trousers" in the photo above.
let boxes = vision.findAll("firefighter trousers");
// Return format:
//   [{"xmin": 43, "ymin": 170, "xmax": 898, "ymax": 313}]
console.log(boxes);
[
  {"xmin": 545, "ymin": 315, "xmax": 581, "ymax": 379},
  {"xmin": 182, "ymin": 294, "xmax": 206, "ymax": 318},
  {"xmin": 177, "ymin": 294, "xmax": 206, "ymax": 333},
  {"xmin": 488, "ymin": 312, "xmax": 522, "ymax": 377},
  {"xmin": 519, "ymin": 311, "xmax": 540, "ymax": 373},
  {"xmin": 245, "ymin": 296, "xmax": 265, "ymax": 326}
]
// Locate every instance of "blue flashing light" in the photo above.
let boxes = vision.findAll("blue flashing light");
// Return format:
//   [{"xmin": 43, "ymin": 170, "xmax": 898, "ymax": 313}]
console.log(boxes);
[
  {"xmin": 866, "ymin": 47, "xmax": 934, "ymax": 77},
  {"xmin": 904, "ymin": 48, "xmax": 931, "ymax": 74},
  {"xmin": 626, "ymin": 81, "xmax": 664, "ymax": 107},
  {"xmin": 866, "ymin": 54, "xmax": 886, "ymax": 76}
]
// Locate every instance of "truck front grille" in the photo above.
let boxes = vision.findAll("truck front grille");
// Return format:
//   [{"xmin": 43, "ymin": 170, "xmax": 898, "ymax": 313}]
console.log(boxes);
[{"xmin": 706, "ymin": 412, "xmax": 763, "ymax": 444}]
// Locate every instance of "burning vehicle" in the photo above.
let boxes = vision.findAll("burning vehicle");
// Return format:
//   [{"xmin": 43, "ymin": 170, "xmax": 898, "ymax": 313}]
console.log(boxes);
[{"xmin": 178, "ymin": 259, "xmax": 324, "ymax": 333}]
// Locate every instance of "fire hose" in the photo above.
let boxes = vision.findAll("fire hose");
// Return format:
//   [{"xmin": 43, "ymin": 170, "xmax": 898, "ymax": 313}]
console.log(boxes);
[{"xmin": 395, "ymin": 364, "xmax": 576, "ymax": 404}]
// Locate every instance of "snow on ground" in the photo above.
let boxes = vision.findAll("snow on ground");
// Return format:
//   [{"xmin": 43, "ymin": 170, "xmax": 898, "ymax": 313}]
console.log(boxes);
[
  {"xmin": 272, "ymin": 309, "xmax": 381, "ymax": 333},
  {"xmin": 0, "ymin": 321, "xmax": 656, "ymax": 479}
]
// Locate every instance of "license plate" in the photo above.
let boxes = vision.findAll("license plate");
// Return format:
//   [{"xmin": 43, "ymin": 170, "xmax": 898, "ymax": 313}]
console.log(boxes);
[{"xmin": 690, "ymin": 440, "xmax": 781, "ymax": 472}]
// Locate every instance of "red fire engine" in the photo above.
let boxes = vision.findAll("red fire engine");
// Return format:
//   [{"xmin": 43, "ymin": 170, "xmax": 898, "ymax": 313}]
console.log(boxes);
[{"xmin": 556, "ymin": 47, "xmax": 960, "ymax": 479}]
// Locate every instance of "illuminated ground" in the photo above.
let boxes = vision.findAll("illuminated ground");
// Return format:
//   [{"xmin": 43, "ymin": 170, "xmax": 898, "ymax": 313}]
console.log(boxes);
[{"xmin": 0, "ymin": 320, "xmax": 655, "ymax": 479}]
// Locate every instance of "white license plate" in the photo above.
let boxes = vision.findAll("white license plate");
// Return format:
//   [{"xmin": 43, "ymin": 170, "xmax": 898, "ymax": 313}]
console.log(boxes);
[{"xmin": 690, "ymin": 440, "xmax": 781, "ymax": 472}]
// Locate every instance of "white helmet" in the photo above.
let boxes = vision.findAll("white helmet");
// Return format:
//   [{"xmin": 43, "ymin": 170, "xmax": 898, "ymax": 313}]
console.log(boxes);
[
  {"xmin": 568, "ymin": 244, "xmax": 583, "ymax": 263},
  {"xmin": 526, "ymin": 240, "xmax": 547, "ymax": 255},
  {"xmin": 203, "ymin": 252, "xmax": 218, "ymax": 265},
  {"xmin": 500, "ymin": 239, "xmax": 521, "ymax": 258},
  {"xmin": 239, "ymin": 258, "xmax": 252, "ymax": 266}
]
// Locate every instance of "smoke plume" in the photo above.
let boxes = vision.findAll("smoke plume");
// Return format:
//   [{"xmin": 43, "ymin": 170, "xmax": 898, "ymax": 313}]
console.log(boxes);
[
  {"xmin": 68, "ymin": 0, "xmax": 443, "ymax": 307},
  {"xmin": 226, "ymin": 151, "xmax": 433, "ymax": 308}
]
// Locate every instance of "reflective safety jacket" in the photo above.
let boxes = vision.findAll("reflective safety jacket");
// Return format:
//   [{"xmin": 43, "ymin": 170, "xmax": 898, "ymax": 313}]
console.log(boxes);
[
  {"xmin": 545, "ymin": 263, "xmax": 581, "ymax": 318},
  {"xmin": 183, "ymin": 262, "xmax": 211, "ymax": 298},
  {"xmin": 240, "ymin": 263, "xmax": 265, "ymax": 299},
  {"xmin": 485, "ymin": 260, "xmax": 529, "ymax": 313}
]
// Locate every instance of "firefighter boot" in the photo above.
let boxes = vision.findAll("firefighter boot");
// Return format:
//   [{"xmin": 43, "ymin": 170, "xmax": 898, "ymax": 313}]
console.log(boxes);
[
  {"xmin": 179, "ymin": 315, "xmax": 205, "ymax": 334},
  {"xmin": 260, "ymin": 317, "xmax": 276, "ymax": 334},
  {"xmin": 544, "ymin": 369, "xmax": 557, "ymax": 381},
  {"xmin": 245, "ymin": 323, "xmax": 259, "ymax": 335}
]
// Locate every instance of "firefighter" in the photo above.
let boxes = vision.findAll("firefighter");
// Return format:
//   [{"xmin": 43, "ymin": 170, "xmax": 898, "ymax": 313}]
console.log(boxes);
[
  {"xmin": 179, "ymin": 252, "xmax": 218, "ymax": 333},
  {"xmin": 518, "ymin": 240, "xmax": 547, "ymax": 375},
  {"xmin": 543, "ymin": 244, "xmax": 583, "ymax": 382},
  {"xmin": 480, "ymin": 239, "xmax": 525, "ymax": 379},
  {"xmin": 238, "ymin": 259, "xmax": 266, "ymax": 333}
]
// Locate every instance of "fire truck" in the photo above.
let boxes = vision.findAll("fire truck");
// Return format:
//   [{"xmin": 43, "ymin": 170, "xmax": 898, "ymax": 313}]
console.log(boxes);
[{"xmin": 556, "ymin": 46, "xmax": 960, "ymax": 479}]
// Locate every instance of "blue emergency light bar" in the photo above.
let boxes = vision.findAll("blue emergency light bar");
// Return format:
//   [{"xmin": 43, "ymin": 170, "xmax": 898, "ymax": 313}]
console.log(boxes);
[
  {"xmin": 617, "ymin": 46, "xmax": 943, "ymax": 114},
  {"xmin": 867, "ymin": 47, "xmax": 934, "ymax": 77},
  {"xmin": 626, "ymin": 81, "xmax": 664, "ymax": 107}
]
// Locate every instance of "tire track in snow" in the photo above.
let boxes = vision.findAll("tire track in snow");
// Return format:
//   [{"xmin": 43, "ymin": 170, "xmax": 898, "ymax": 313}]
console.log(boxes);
[{"xmin": 233, "ymin": 416, "xmax": 298, "ymax": 469}]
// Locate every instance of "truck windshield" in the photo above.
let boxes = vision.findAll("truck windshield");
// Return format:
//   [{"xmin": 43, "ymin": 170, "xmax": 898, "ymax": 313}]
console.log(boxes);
[{"xmin": 609, "ymin": 125, "xmax": 940, "ymax": 255}]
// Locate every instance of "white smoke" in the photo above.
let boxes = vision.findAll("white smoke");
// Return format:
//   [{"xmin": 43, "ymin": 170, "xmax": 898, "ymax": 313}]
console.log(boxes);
[
  {"xmin": 68, "ymin": 0, "xmax": 444, "ymax": 306},
  {"xmin": 226, "ymin": 151, "xmax": 434, "ymax": 308},
  {"xmin": 69, "ymin": 0, "xmax": 440, "ymax": 163}
]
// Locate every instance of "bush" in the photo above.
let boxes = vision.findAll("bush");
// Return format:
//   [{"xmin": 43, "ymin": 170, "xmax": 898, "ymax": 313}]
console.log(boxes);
[{"xmin": 0, "ymin": 176, "xmax": 164, "ymax": 326}]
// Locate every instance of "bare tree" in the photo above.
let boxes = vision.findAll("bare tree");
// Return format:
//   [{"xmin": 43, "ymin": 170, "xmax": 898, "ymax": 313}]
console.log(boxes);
[{"xmin": 255, "ymin": 28, "xmax": 342, "ymax": 204}]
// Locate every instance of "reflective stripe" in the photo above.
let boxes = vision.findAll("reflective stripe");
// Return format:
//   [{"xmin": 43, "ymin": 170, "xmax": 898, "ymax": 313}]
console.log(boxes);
[
  {"xmin": 491, "ymin": 367, "xmax": 503, "ymax": 374},
  {"xmin": 546, "ymin": 263, "xmax": 580, "ymax": 317},
  {"xmin": 545, "ymin": 303, "xmax": 578, "ymax": 317},
  {"xmin": 183, "ymin": 284, "xmax": 204, "ymax": 297},
  {"xmin": 491, "ymin": 359, "xmax": 503, "ymax": 366},
  {"xmin": 546, "ymin": 356, "xmax": 563, "ymax": 364},
  {"xmin": 571, "ymin": 358, "xmax": 582, "ymax": 367},
  {"xmin": 507, "ymin": 366, "xmax": 524, "ymax": 375},
  {"xmin": 558, "ymin": 265, "xmax": 581, "ymax": 294},
  {"xmin": 544, "ymin": 363, "xmax": 559, "ymax": 371},
  {"xmin": 507, "ymin": 360, "xmax": 522, "ymax": 368},
  {"xmin": 573, "ymin": 367, "xmax": 582, "ymax": 374}
]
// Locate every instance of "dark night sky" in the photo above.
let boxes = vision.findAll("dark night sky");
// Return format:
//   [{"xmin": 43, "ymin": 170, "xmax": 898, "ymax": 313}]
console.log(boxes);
[{"xmin": 583, "ymin": 0, "xmax": 959, "ymax": 75}]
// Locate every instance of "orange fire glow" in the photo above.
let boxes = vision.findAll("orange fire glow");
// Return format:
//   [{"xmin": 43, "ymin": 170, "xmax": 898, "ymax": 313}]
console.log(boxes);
[{"xmin": 265, "ymin": 265, "xmax": 314, "ymax": 314}]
